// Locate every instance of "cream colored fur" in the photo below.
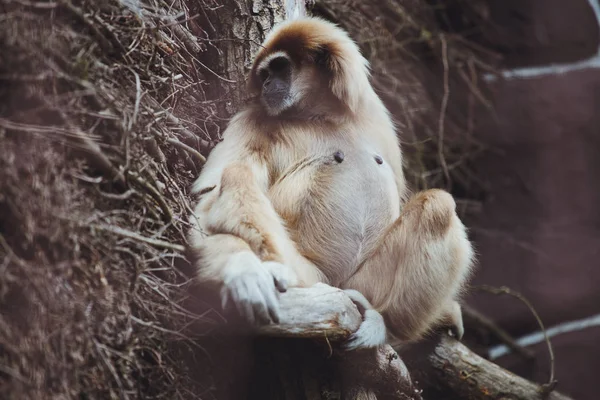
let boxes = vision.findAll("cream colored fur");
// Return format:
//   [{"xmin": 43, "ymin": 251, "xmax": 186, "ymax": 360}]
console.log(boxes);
[{"xmin": 188, "ymin": 17, "xmax": 475, "ymax": 347}]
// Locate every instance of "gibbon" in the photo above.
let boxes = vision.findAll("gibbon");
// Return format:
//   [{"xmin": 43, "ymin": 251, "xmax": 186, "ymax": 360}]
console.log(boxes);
[{"xmin": 188, "ymin": 17, "xmax": 475, "ymax": 348}]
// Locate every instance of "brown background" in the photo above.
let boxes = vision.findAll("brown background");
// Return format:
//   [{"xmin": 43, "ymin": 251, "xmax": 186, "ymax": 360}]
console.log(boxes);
[{"xmin": 463, "ymin": 1, "xmax": 600, "ymax": 398}]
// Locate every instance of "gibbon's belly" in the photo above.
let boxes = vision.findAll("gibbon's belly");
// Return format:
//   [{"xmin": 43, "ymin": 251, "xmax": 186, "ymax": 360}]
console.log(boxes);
[{"xmin": 288, "ymin": 147, "xmax": 399, "ymax": 283}]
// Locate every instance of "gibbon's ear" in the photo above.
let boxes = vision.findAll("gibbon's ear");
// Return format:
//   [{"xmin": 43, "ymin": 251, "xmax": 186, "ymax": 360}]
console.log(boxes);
[{"xmin": 315, "ymin": 41, "xmax": 370, "ymax": 114}]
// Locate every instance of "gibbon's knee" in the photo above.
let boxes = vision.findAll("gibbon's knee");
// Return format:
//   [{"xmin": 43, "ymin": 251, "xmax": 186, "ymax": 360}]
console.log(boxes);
[{"xmin": 400, "ymin": 189, "xmax": 456, "ymax": 237}]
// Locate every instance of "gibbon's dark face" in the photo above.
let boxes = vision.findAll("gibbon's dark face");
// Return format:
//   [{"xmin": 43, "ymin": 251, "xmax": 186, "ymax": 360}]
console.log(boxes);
[{"xmin": 255, "ymin": 52, "xmax": 296, "ymax": 115}]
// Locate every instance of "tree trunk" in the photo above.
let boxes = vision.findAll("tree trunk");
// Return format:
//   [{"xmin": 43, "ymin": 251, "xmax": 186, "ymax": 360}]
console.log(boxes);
[{"xmin": 186, "ymin": 0, "xmax": 304, "ymax": 122}]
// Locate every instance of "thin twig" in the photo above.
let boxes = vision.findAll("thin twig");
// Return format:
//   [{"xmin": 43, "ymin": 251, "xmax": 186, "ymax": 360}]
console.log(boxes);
[
  {"xmin": 473, "ymin": 285, "xmax": 557, "ymax": 394},
  {"xmin": 157, "ymin": 14, "xmax": 200, "ymax": 29},
  {"xmin": 10, "ymin": 0, "xmax": 58, "ymax": 8},
  {"xmin": 91, "ymin": 224, "xmax": 185, "ymax": 252},
  {"xmin": 167, "ymin": 138, "xmax": 206, "ymax": 165},
  {"xmin": 437, "ymin": 34, "xmax": 451, "ymax": 189},
  {"xmin": 129, "ymin": 68, "xmax": 142, "ymax": 132},
  {"xmin": 59, "ymin": 0, "xmax": 115, "ymax": 55},
  {"xmin": 463, "ymin": 304, "xmax": 535, "ymax": 360},
  {"xmin": 128, "ymin": 172, "xmax": 173, "ymax": 222},
  {"xmin": 96, "ymin": 188, "xmax": 136, "ymax": 200},
  {"xmin": 0, "ymin": 116, "xmax": 126, "ymax": 185}
]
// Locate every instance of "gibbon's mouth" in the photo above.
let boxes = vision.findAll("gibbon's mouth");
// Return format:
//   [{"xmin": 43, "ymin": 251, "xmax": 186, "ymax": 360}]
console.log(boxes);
[{"xmin": 262, "ymin": 91, "xmax": 293, "ymax": 115}]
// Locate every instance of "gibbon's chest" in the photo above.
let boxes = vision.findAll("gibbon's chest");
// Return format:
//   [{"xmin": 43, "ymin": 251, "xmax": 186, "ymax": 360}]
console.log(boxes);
[{"xmin": 269, "ymin": 139, "xmax": 400, "ymax": 283}]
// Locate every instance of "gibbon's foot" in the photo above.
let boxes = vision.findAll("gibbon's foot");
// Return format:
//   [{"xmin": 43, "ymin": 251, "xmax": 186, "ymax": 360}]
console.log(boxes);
[
  {"xmin": 221, "ymin": 253, "xmax": 290, "ymax": 325},
  {"xmin": 342, "ymin": 289, "xmax": 387, "ymax": 350},
  {"xmin": 444, "ymin": 300, "xmax": 465, "ymax": 340}
]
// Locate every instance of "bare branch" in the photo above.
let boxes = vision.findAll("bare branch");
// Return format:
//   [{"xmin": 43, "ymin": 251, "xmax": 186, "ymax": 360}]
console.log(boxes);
[
  {"xmin": 167, "ymin": 138, "xmax": 206, "ymax": 165},
  {"xmin": 474, "ymin": 285, "xmax": 556, "ymax": 390},
  {"xmin": 255, "ymin": 283, "xmax": 423, "ymax": 399},
  {"xmin": 427, "ymin": 336, "xmax": 572, "ymax": 400},
  {"xmin": 463, "ymin": 304, "xmax": 535, "ymax": 360}
]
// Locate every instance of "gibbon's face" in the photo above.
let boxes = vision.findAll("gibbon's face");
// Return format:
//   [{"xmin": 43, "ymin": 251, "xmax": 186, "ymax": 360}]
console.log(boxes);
[
  {"xmin": 253, "ymin": 51, "xmax": 324, "ymax": 116},
  {"xmin": 255, "ymin": 52, "xmax": 293, "ymax": 114}
]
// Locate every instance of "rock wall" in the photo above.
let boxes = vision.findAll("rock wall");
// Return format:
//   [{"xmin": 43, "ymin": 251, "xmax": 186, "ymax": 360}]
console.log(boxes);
[{"xmin": 467, "ymin": 1, "xmax": 600, "ymax": 398}]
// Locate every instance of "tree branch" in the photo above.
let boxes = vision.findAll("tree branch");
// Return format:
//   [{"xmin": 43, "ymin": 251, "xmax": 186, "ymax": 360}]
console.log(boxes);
[
  {"xmin": 256, "ymin": 283, "xmax": 422, "ymax": 399},
  {"xmin": 426, "ymin": 336, "xmax": 573, "ymax": 400},
  {"xmin": 252, "ymin": 284, "xmax": 573, "ymax": 400},
  {"xmin": 257, "ymin": 283, "xmax": 361, "ymax": 340}
]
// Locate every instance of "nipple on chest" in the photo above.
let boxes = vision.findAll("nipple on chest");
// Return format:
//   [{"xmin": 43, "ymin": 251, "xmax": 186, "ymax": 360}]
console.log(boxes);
[{"xmin": 331, "ymin": 151, "xmax": 384, "ymax": 165}]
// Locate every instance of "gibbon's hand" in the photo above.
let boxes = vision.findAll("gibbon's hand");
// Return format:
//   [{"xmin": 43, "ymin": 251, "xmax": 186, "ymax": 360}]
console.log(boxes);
[
  {"xmin": 342, "ymin": 289, "xmax": 387, "ymax": 350},
  {"xmin": 221, "ymin": 253, "xmax": 292, "ymax": 325}
]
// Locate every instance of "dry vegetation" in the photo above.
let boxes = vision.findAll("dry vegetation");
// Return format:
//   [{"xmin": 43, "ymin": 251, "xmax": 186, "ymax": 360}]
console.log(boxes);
[
  {"xmin": 0, "ymin": 0, "xmax": 500, "ymax": 399},
  {"xmin": 0, "ymin": 0, "xmax": 227, "ymax": 398}
]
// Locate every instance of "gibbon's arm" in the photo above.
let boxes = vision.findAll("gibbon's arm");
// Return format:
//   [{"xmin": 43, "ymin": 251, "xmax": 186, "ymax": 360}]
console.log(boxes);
[
  {"xmin": 212, "ymin": 161, "xmax": 325, "ymax": 283},
  {"xmin": 189, "ymin": 119, "xmax": 324, "ymax": 323},
  {"xmin": 189, "ymin": 121, "xmax": 296, "ymax": 324}
]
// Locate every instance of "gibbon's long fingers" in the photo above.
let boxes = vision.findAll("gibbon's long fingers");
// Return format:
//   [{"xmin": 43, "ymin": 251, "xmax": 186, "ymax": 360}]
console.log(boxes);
[
  {"xmin": 263, "ymin": 261, "xmax": 297, "ymax": 293},
  {"xmin": 221, "ymin": 252, "xmax": 282, "ymax": 325},
  {"xmin": 257, "ymin": 274, "xmax": 281, "ymax": 323},
  {"xmin": 225, "ymin": 272, "xmax": 281, "ymax": 325},
  {"xmin": 343, "ymin": 309, "xmax": 387, "ymax": 350},
  {"xmin": 342, "ymin": 289, "xmax": 387, "ymax": 350}
]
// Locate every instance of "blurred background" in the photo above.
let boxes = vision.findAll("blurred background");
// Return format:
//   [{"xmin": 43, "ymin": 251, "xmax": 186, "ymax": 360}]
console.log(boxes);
[{"xmin": 0, "ymin": 0, "xmax": 598, "ymax": 399}]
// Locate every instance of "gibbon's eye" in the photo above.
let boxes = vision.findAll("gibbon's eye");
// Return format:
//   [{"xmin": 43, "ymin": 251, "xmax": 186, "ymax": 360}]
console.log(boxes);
[{"xmin": 268, "ymin": 56, "xmax": 291, "ymax": 73}]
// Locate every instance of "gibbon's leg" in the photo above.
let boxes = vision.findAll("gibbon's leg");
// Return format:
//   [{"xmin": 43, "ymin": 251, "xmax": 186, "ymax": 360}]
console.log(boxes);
[{"xmin": 341, "ymin": 189, "xmax": 474, "ymax": 343}]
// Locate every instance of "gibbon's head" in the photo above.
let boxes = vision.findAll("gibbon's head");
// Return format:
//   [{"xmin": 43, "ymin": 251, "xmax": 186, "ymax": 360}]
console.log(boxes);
[{"xmin": 248, "ymin": 17, "xmax": 371, "ymax": 118}]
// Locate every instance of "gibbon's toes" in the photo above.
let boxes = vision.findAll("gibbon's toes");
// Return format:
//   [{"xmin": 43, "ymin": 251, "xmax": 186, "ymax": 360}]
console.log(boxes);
[
  {"xmin": 447, "ymin": 323, "xmax": 464, "ymax": 341},
  {"xmin": 221, "ymin": 258, "xmax": 282, "ymax": 325},
  {"xmin": 343, "ymin": 289, "xmax": 373, "ymax": 314},
  {"xmin": 342, "ymin": 289, "xmax": 387, "ymax": 350},
  {"xmin": 442, "ymin": 300, "xmax": 464, "ymax": 341}
]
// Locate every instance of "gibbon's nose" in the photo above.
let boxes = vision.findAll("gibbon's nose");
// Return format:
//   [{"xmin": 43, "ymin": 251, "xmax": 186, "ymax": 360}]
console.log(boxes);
[{"xmin": 264, "ymin": 78, "xmax": 287, "ymax": 92}]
